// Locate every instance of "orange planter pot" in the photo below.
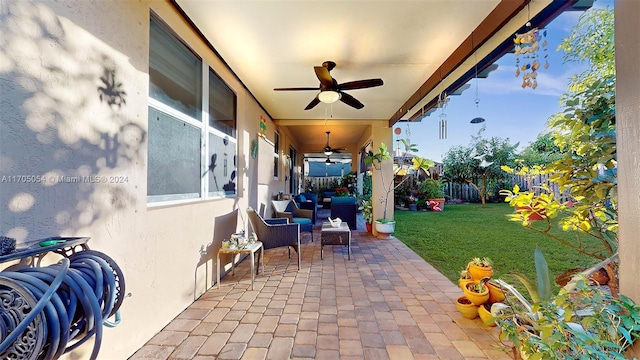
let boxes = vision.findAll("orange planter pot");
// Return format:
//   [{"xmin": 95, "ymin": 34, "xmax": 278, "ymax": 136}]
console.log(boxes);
[
  {"xmin": 478, "ymin": 303, "xmax": 496, "ymax": 326},
  {"xmin": 515, "ymin": 204, "xmax": 545, "ymax": 221},
  {"xmin": 487, "ymin": 282, "xmax": 506, "ymax": 303},
  {"xmin": 455, "ymin": 296, "xmax": 479, "ymax": 319},
  {"xmin": 467, "ymin": 263, "xmax": 494, "ymax": 280},
  {"xmin": 459, "ymin": 278, "xmax": 474, "ymax": 291},
  {"xmin": 365, "ymin": 222, "xmax": 373, "ymax": 234},
  {"xmin": 463, "ymin": 281, "xmax": 490, "ymax": 305}
]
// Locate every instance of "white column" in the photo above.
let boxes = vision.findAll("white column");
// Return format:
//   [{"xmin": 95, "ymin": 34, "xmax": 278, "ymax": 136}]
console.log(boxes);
[
  {"xmin": 371, "ymin": 124, "xmax": 393, "ymax": 235},
  {"xmin": 616, "ymin": 0, "xmax": 640, "ymax": 306}
]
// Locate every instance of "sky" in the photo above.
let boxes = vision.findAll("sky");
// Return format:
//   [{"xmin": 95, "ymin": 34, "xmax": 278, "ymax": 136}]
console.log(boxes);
[{"xmin": 394, "ymin": 0, "xmax": 613, "ymax": 163}]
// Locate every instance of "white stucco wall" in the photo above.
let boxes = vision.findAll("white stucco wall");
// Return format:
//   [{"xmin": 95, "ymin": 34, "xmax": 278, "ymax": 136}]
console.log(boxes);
[{"xmin": 0, "ymin": 0, "xmax": 278, "ymax": 358}]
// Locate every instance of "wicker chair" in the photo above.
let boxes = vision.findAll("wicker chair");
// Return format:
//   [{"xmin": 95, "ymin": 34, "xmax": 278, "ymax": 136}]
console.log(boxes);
[
  {"xmin": 247, "ymin": 207, "xmax": 301, "ymax": 272},
  {"xmin": 271, "ymin": 200, "xmax": 314, "ymax": 241}
]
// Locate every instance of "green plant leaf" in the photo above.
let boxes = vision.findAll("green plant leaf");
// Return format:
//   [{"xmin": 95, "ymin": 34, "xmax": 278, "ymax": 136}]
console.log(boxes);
[
  {"xmin": 534, "ymin": 247, "xmax": 551, "ymax": 301},
  {"xmin": 509, "ymin": 272, "xmax": 540, "ymax": 304}
]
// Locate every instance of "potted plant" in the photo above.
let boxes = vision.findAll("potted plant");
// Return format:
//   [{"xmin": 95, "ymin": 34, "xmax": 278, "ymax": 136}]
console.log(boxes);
[
  {"xmin": 421, "ymin": 178, "xmax": 445, "ymax": 211},
  {"xmin": 406, "ymin": 195, "xmax": 418, "ymax": 211},
  {"xmin": 363, "ymin": 140, "xmax": 434, "ymax": 238},
  {"xmin": 486, "ymin": 280, "xmax": 506, "ymax": 303},
  {"xmin": 478, "ymin": 303, "xmax": 497, "ymax": 326},
  {"xmin": 455, "ymin": 296, "xmax": 479, "ymax": 319},
  {"xmin": 458, "ymin": 269, "xmax": 474, "ymax": 290},
  {"xmin": 335, "ymin": 187, "xmax": 349, "ymax": 197},
  {"xmin": 467, "ymin": 257, "xmax": 494, "ymax": 280},
  {"xmin": 359, "ymin": 198, "xmax": 373, "ymax": 233},
  {"xmin": 493, "ymin": 248, "xmax": 640, "ymax": 359},
  {"xmin": 463, "ymin": 277, "xmax": 490, "ymax": 305}
]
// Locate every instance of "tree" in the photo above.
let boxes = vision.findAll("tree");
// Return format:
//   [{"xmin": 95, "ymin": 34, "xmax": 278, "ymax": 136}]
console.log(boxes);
[
  {"xmin": 443, "ymin": 127, "xmax": 518, "ymax": 207},
  {"xmin": 364, "ymin": 140, "xmax": 434, "ymax": 221},
  {"xmin": 501, "ymin": 6, "xmax": 617, "ymax": 291},
  {"xmin": 518, "ymin": 132, "xmax": 564, "ymax": 167}
]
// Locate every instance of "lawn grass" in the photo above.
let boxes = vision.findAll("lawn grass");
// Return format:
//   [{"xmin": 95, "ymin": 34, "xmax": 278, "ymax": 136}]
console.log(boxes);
[{"xmin": 393, "ymin": 203, "xmax": 603, "ymax": 293}]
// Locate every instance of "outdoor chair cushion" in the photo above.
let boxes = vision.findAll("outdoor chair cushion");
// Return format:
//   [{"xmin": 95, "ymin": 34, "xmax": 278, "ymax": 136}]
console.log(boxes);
[
  {"xmin": 272, "ymin": 200, "xmax": 314, "ymax": 241},
  {"xmin": 330, "ymin": 196, "xmax": 357, "ymax": 230},
  {"xmin": 296, "ymin": 193, "xmax": 318, "ymax": 223}
]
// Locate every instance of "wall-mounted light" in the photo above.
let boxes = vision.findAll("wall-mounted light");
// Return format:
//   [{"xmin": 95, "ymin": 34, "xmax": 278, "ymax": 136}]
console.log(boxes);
[{"xmin": 318, "ymin": 90, "xmax": 341, "ymax": 104}]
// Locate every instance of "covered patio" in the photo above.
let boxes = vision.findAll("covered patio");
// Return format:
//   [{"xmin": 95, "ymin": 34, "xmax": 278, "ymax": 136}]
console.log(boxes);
[
  {"xmin": 131, "ymin": 214, "xmax": 510, "ymax": 360},
  {"xmin": 4, "ymin": 0, "xmax": 640, "ymax": 358}
]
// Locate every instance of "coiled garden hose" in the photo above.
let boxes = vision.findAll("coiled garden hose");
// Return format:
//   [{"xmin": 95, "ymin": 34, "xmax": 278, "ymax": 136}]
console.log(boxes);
[{"xmin": 0, "ymin": 250, "xmax": 125, "ymax": 360}]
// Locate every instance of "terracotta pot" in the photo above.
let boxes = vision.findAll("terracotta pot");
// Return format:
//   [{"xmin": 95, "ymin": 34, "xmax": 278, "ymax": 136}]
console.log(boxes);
[
  {"xmin": 515, "ymin": 203, "xmax": 545, "ymax": 221},
  {"xmin": 478, "ymin": 303, "xmax": 496, "ymax": 326},
  {"xmin": 554, "ymin": 267, "xmax": 584, "ymax": 286},
  {"xmin": 455, "ymin": 296, "xmax": 479, "ymax": 319},
  {"xmin": 467, "ymin": 263, "xmax": 493, "ymax": 280},
  {"xmin": 589, "ymin": 268, "xmax": 610, "ymax": 285},
  {"xmin": 487, "ymin": 282, "xmax": 506, "ymax": 303},
  {"xmin": 463, "ymin": 281, "xmax": 489, "ymax": 305},
  {"xmin": 365, "ymin": 222, "xmax": 372, "ymax": 234}
]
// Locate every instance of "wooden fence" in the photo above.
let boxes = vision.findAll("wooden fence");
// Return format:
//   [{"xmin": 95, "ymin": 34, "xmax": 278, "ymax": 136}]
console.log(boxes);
[
  {"xmin": 444, "ymin": 173, "xmax": 569, "ymax": 203},
  {"xmin": 308, "ymin": 173, "xmax": 569, "ymax": 203},
  {"xmin": 306, "ymin": 177, "xmax": 342, "ymax": 192}
]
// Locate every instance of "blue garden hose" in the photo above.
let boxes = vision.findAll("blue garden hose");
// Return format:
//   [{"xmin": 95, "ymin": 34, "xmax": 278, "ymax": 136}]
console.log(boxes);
[{"xmin": 0, "ymin": 250, "xmax": 125, "ymax": 359}]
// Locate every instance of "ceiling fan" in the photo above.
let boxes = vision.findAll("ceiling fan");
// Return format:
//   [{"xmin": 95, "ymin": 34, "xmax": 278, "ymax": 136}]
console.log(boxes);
[
  {"xmin": 274, "ymin": 60, "xmax": 383, "ymax": 110},
  {"xmin": 320, "ymin": 131, "xmax": 345, "ymax": 156}
]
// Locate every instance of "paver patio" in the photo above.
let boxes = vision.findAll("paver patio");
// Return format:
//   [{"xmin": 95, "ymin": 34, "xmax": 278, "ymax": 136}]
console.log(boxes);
[{"xmin": 131, "ymin": 211, "xmax": 513, "ymax": 360}]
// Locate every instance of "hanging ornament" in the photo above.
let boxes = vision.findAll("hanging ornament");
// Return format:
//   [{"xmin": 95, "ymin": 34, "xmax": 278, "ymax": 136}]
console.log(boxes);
[
  {"xmin": 405, "ymin": 123, "xmax": 411, "ymax": 143},
  {"xmin": 437, "ymin": 91, "xmax": 448, "ymax": 139},
  {"xmin": 514, "ymin": 25, "xmax": 548, "ymax": 89},
  {"xmin": 439, "ymin": 113, "xmax": 447, "ymax": 140},
  {"xmin": 471, "ymin": 39, "xmax": 486, "ymax": 125}
]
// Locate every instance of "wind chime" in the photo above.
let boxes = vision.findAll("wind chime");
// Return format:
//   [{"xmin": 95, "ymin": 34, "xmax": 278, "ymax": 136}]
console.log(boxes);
[
  {"xmin": 514, "ymin": 5, "xmax": 548, "ymax": 89},
  {"xmin": 438, "ymin": 91, "xmax": 448, "ymax": 139},
  {"xmin": 470, "ymin": 33, "xmax": 486, "ymax": 125}
]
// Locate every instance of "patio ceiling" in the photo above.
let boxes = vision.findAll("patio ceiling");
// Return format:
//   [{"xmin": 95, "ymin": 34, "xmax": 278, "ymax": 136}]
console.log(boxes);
[{"xmin": 173, "ymin": 0, "xmax": 586, "ymax": 155}]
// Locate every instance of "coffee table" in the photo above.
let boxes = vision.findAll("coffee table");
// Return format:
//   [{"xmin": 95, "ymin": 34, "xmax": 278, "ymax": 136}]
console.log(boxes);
[
  {"xmin": 321, "ymin": 222, "xmax": 351, "ymax": 260},
  {"xmin": 217, "ymin": 241, "xmax": 264, "ymax": 290}
]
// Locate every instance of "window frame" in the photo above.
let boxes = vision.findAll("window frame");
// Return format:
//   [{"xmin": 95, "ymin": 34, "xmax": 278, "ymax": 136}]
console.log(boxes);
[
  {"xmin": 147, "ymin": 14, "xmax": 237, "ymax": 206},
  {"xmin": 273, "ymin": 131, "xmax": 280, "ymax": 180}
]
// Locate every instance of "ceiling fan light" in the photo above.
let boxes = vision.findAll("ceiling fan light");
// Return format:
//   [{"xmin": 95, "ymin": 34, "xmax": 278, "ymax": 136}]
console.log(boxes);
[
  {"xmin": 318, "ymin": 90, "xmax": 341, "ymax": 104},
  {"xmin": 324, "ymin": 148, "xmax": 333, "ymax": 156}
]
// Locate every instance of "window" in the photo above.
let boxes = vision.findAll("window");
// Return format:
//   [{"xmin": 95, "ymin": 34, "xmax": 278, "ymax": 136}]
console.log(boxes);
[
  {"xmin": 148, "ymin": 16, "xmax": 237, "ymax": 203},
  {"xmin": 273, "ymin": 131, "xmax": 280, "ymax": 179}
]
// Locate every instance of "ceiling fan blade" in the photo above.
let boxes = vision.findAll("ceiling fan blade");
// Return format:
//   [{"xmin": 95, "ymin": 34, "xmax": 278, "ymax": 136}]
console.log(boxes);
[
  {"xmin": 274, "ymin": 87, "xmax": 319, "ymax": 91},
  {"xmin": 304, "ymin": 96, "xmax": 321, "ymax": 110},
  {"xmin": 339, "ymin": 92, "xmax": 364, "ymax": 109},
  {"xmin": 314, "ymin": 66, "xmax": 334, "ymax": 88},
  {"xmin": 338, "ymin": 78, "xmax": 384, "ymax": 91}
]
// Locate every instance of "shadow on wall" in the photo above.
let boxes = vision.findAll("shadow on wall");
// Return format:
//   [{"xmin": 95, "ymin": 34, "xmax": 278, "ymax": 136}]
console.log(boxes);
[
  {"xmin": 0, "ymin": 2, "xmax": 146, "ymax": 242},
  {"xmin": 195, "ymin": 209, "xmax": 239, "ymax": 298}
]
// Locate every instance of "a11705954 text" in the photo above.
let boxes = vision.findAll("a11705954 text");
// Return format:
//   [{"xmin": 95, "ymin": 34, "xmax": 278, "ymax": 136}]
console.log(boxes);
[{"xmin": 1, "ymin": 175, "xmax": 129, "ymax": 184}]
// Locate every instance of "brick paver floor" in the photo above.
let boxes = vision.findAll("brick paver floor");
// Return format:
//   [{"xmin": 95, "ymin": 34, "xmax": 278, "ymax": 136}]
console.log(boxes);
[{"xmin": 131, "ymin": 211, "xmax": 513, "ymax": 360}]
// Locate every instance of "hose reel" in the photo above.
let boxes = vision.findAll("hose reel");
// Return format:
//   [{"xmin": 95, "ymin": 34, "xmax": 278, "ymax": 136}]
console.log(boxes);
[{"xmin": 0, "ymin": 237, "xmax": 126, "ymax": 360}]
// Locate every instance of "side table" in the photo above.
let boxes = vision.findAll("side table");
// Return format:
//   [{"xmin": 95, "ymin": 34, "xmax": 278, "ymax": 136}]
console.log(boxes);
[
  {"xmin": 321, "ymin": 222, "xmax": 351, "ymax": 260},
  {"xmin": 217, "ymin": 241, "xmax": 264, "ymax": 290}
]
